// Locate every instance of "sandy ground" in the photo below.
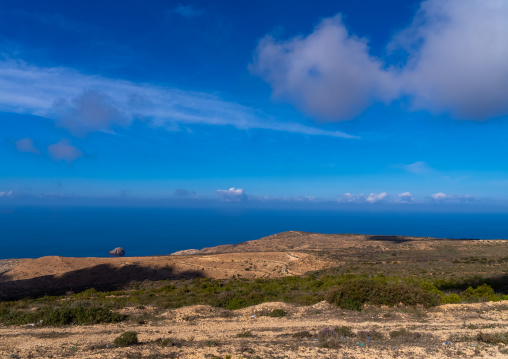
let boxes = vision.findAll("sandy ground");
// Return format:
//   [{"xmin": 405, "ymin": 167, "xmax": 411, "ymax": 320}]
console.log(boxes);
[{"xmin": 1, "ymin": 300, "xmax": 508, "ymax": 358}]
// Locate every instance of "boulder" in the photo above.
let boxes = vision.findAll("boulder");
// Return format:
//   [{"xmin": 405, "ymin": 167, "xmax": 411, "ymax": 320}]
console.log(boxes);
[{"xmin": 108, "ymin": 247, "xmax": 125, "ymax": 257}]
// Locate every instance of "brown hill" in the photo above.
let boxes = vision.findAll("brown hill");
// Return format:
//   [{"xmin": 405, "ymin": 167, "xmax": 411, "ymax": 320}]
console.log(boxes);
[{"xmin": 1, "ymin": 231, "xmax": 507, "ymax": 299}]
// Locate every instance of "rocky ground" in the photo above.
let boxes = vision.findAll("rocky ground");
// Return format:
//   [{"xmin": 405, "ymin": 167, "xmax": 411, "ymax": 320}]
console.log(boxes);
[
  {"xmin": 2, "ymin": 231, "xmax": 508, "ymax": 358},
  {"xmin": 1, "ymin": 300, "xmax": 508, "ymax": 358}
]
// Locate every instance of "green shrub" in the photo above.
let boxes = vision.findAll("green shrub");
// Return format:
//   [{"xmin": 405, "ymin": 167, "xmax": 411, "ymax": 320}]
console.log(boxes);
[
  {"xmin": 317, "ymin": 327, "xmax": 342, "ymax": 349},
  {"xmin": 334, "ymin": 325, "xmax": 353, "ymax": 337},
  {"xmin": 292, "ymin": 330, "xmax": 312, "ymax": 338},
  {"xmin": 236, "ymin": 330, "xmax": 253, "ymax": 338},
  {"xmin": 442, "ymin": 293, "xmax": 461, "ymax": 304},
  {"xmin": 0, "ymin": 303, "xmax": 125, "ymax": 326},
  {"xmin": 390, "ymin": 328, "xmax": 413, "ymax": 338},
  {"xmin": 462, "ymin": 284, "xmax": 497, "ymax": 302},
  {"xmin": 356, "ymin": 329, "xmax": 384, "ymax": 340},
  {"xmin": 325, "ymin": 279, "xmax": 440, "ymax": 311},
  {"xmin": 420, "ymin": 282, "xmax": 443, "ymax": 296},
  {"xmin": 114, "ymin": 331, "xmax": 138, "ymax": 347},
  {"xmin": 476, "ymin": 332, "xmax": 508, "ymax": 344},
  {"xmin": 153, "ymin": 337, "xmax": 185, "ymax": 347},
  {"xmin": 265, "ymin": 309, "xmax": 287, "ymax": 317}
]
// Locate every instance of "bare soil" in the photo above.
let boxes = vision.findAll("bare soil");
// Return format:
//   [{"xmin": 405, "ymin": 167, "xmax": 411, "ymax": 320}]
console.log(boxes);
[{"xmin": 1, "ymin": 301, "xmax": 508, "ymax": 358}]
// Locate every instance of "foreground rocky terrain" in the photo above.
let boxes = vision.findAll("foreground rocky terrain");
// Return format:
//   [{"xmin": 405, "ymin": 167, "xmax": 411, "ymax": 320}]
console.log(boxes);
[
  {"xmin": 1, "ymin": 231, "xmax": 508, "ymax": 358},
  {"xmin": 1, "ymin": 300, "xmax": 508, "ymax": 358}
]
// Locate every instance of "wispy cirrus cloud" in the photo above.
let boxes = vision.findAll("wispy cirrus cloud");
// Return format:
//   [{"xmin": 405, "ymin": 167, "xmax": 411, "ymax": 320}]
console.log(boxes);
[
  {"xmin": 0, "ymin": 8, "xmax": 93, "ymax": 34},
  {"xmin": 404, "ymin": 161, "xmax": 433, "ymax": 175},
  {"xmin": 170, "ymin": 4, "xmax": 204, "ymax": 18},
  {"xmin": 0, "ymin": 190, "xmax": 13, "ymax": 197},
  {"xmin": 0, "ymin": 60, "xmax": 355, "ymax": 138},
  {"xmin": 174, "ymin": 189, "xmax": 197, "ymax": 198},
  {"xmin": 430, "ymin": 192, "xmax": 477, "ymax": 203}
]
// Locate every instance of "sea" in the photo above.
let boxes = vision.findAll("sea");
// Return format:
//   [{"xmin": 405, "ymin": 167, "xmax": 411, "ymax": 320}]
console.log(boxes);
[{"xmin": 1, "ymin": 206, "xmax": 507, "ymax": 259}]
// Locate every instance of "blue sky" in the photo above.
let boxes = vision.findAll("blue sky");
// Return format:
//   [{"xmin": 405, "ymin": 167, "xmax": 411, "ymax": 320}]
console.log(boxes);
[{"xmin": 1, "ymin": 0, "xmax": 508, "ymax": 209}]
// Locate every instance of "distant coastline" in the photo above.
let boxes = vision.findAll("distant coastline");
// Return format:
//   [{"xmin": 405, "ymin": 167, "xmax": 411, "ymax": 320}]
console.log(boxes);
[{"xmin": 1, "ymin": 207, "xmax": 507, "ymax": 260}]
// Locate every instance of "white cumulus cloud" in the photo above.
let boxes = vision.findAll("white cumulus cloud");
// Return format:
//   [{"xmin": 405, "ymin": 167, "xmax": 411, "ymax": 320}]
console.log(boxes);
[
  {"xmin": 251, "ymin": 15, "xmax": 398, "ymax": 120},
  {"xmin": 431, "ymin": 192, "xmax": 447, "ymax": 200},
  {"xmin": 252, "ymin": 0, "xmax": 508, "ymax": 121},
  {"xmin": 395, "ymin": 0, "xmax": 508, "ymax": 119},
  {"xmin": 398, "ymin": 192, "xmax": 414, "ymax": 202},
  {"xmin": 339, "ymin": 193, "xmax": 365, "ymax": 203},
  {"xmin": 216, "ymin": 188, "xmax": 248, "ymax": 202},
  {"xmin": 366, "ymin": 192, "xmax": 388, "ymax": 203},
  {"xmin": 0, "ymin": 190, "xmax": 13, "ymax": 197}
]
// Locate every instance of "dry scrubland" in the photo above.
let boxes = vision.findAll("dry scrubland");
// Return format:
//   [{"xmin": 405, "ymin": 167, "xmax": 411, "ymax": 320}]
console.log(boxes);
[{"xmin": 1, "ymin": 231, "xmax": 508, "ymax": 358}]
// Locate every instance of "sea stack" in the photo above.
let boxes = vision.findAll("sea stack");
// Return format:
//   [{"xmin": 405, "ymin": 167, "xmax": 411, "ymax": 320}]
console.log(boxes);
[{"xmin": 108, "ymin": 247, "xmax": 125, "ymax": 257}]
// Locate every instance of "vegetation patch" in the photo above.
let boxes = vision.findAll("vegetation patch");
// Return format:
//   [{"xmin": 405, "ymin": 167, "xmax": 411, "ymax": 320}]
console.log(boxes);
[
  {"xmin": 1, "ymin": 274, "xmax": 507, "ymax": 328},
  {"xmin": 476, "ymin": 331, "xmax": 508, "ymax": 344},
  {"xmin": 0, "ymin": 302, "xmax": 125, "ymax": 326},
  {"xmin": 236, "ymin": 330, "xmax": 254, "ymax": 338},
  {"xmin": 152, "ymin": 337, "xmax": 186, "ymax": 347},
  {"xmin": 114, "ymin": 331, "xmax": 139, "ymax": 347},
  {"xmin": 260, "ymin": 309, "xmax": 287, "ymax": 318},
  {"xmin": 292, "ymin": 330, "xmax": 312, "ymax": 339},
  {"xmin": 325, "ymin": 278, "xmax": 440, "ymax": 311}
]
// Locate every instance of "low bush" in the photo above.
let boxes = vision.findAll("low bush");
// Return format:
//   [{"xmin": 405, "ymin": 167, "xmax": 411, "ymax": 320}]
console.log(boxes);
[
  {"xmin": 325, "ymin": 279, "xmax": 440, "ymax": 311},
  {"xmin": 441, "ymin": 293, "xmax": 461, "ymax": 304},
  {"xmin": 266, "ymin": 309, "xmax": 287, "ymax": 317},
  {"xmin": 389, "ymin": 328, "xmax": 434, "ymax": 344},
  {"xmin": 356, "ymin": 329, "xmax": 384, "ymax": 341},
  {"xmin": 236, "ymin": 330, "xmax": 253, "ymax": 338},
  {"xmin": 462, "ymin": 284, "xmax": 497, "ymax": 302},
  {"xmin": 152, "ymin": 337, "xmax": 185, "ymax": 347},
  {"xmin": 292, "ymin": 330, "xmax": 312, "ymax": 338},
  {"xmin": 334, "ymin": 325, "xmax": 353, "ymax": 338},
  {"xmin": 317, "ymin": 327, "xmax": 342, "ymax": 349},
  {"xmin": 114, "ymin": 331, "xmax": 138, "ymax": 347},
  {"xmin": 476, "ymin": 332, "xmax": 508, "ymax": 344},
  {"xmin": 0, "ymin": 303, "xmax": 125, "ymax": 326}
]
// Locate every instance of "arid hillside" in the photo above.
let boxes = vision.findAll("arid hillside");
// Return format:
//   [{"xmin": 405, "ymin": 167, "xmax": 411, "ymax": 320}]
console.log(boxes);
[
  {"xmin": 1, "ymin": 231, "xmax": 508, "ymax": 358},
  {"xmin": 1, "ymin": 230, "xmax": 508, "ymax": 299}
]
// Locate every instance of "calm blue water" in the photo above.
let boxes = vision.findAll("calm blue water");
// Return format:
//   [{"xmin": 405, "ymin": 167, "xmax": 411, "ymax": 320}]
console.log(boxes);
[{"xmin": 0, "ymin": 207, "xmax": 507, "ymax": 259}]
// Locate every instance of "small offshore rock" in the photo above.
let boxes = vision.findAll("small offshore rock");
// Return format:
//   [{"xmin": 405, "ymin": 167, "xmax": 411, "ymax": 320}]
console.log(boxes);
[{"xmin": 109, "ymin": 247, "xmax": 125, "ymax": 257}]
